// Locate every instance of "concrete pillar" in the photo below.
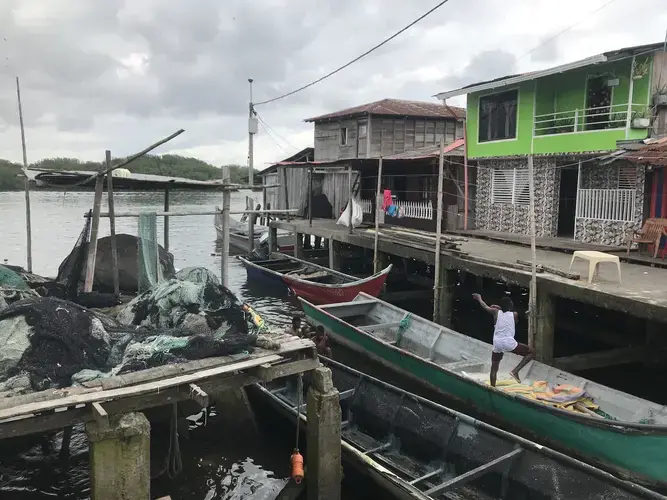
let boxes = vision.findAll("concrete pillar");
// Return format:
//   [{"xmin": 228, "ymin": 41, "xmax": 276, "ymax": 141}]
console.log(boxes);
[
  {"xmin": 86, "ymin": 412, "xmax": 150, "ymax": 500},
  {"xmin": 433, "ymin": 264, "xmax": 456, "ymax": 328},
  {"xmin": 294, "ymin": 232, "xmax": 304, "ymax": 259},
  {"xmin": 534, "ymin": 288, "xmax": 556, "ymax": 364},
  {"xmin": 328, "ymin": 240, "xmax": 342, "ymax": 271},
  {"xmin": 307, "ymin": 367, "xmax": 341, "ymax": 500}
]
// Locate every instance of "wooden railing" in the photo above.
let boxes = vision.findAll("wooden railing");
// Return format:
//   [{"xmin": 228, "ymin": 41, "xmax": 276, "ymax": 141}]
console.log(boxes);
[{"xmin": 362, "ymin": 198, "xmax": 433, "ymax": 220}]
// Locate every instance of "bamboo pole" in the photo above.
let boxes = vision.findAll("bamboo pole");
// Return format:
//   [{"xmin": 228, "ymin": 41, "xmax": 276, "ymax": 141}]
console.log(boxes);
[
  {"xmin": 16, "ymin": 77, "xmax": 32, "ymax": 272},
  {"xmin": 373, "ymin": 157, "xmax": 384, "ymax": 273},
  {"xmin": 528, "ymin": 155, "xmax": 538, "ymax": 348},
  {"xmin": 106, "ymin": 150, "xmax": 120, "ymax": 297},
  {"xmin": 163, "ymin": 187, "xmax": 170, "ymax": 252},
  {"xmin": 261, "ymin": 185, "xmax": 267, "ymax": 226},
  {"xmin": 72, "ymin": 129, "xmax": 185, "ymax": 188},
  {"xmin": 432, "ymin": 138, "xmax": 446, "ymax": 323},
  {"xmin": 347, "ymin": 166, "xmax": 353, "ymax": 234},
  {"xmin": 83, "ymin": 161, "xmax": 106, "ymax": 292},
  {"xmin": 248, "ymin": 195, "xmax": 255, "ymax": 253},
  {"xmin": 308, "ymin": 166, "xmax": 313, "ymax": 227},
  {"xmin": 283, "ymin": 166, "xmax": 290, "ymax": 222},
  {"xmin": 463, "ymin": 119, "xmax": 469, "ymax": 230},
  {"xmin": 221, "ymin": 167, "xmax": 231, "ymax": 288}
]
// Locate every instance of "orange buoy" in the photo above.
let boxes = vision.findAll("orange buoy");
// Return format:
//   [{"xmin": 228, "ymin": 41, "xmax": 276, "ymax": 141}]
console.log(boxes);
[{"xmin": 290, "ymin": 450, "xmax": 304, "ymax": 484}]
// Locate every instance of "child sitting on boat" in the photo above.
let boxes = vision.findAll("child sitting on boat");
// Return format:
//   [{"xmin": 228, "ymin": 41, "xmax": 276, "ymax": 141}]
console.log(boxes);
[
  {"xmin": 313, "ymin": 325, "xmax": 333, "ymax": 358},
  {"xmin": 472, "ymin": 294, "xmax": 535, "ymax": 387}
]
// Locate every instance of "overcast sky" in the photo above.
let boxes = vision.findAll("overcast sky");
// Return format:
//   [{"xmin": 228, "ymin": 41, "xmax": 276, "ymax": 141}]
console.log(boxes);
[{"xmin": 0, "ymin": 0, "xmax": 665, "ymax": 170}]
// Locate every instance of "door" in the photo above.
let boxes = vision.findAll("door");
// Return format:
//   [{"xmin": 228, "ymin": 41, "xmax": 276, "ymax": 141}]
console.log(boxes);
[
  {"xmin": 557, "ymin": 167, "xmax": 579, "ymax": 237},
  {"xmin": 585, "ymin": 75, "xmax": 612, "ymax": 131}
]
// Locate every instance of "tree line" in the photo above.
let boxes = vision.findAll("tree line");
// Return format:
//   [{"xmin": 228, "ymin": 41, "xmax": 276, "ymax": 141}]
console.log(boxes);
[{"xmin": 0, "ymin": 154, "xmax": 260, "ymax": 190}]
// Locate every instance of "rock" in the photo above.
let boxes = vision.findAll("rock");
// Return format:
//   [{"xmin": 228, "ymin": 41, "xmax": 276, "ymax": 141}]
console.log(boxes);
[{"xmin": 57, "ymin": 234, "xmax": 175, "ymax": 294}]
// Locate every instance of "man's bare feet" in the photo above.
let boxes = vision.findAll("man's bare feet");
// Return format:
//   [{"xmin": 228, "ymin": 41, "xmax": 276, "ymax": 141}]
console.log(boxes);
[{"xmin": 509, "ymin": 370, "xmax": 521, "ymax": 383}]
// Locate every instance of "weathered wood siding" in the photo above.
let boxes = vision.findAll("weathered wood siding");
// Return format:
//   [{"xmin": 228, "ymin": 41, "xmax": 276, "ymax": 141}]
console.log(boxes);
[
  {"xmin": 652, "ymin": 51, "xmax": 667, "ymax": 136},
  {"xmin": 369, "ymin": 117, "xmax": 462, "ymax": 157},
  {"xmin": 315, "ymin": 117, "xmax": 463, "ymax": 161}
]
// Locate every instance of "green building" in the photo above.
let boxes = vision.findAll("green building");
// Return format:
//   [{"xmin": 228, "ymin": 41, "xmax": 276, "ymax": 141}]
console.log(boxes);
[{"xmin": 436, "ymin": 42, "xmax": 667, "ymax": 246}]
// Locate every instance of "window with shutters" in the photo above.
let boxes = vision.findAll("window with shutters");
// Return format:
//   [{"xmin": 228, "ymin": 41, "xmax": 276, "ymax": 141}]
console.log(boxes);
[
  {"xmin": 491, "ymin": 168, "xmax": 530, "ymax": 205},
  {"xmin": 617, "ymin": 165, "xmax": 635, "ymax": 189}
]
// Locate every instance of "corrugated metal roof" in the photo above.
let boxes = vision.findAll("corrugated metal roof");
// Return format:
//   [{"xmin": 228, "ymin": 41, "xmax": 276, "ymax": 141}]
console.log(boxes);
[
  {"xmin": 435, "ymin": 42, "xmax": 665, "ymax": 100},
  {"xmin": 618, "ymin": 136, "xmax": 667, "ymax": 166},
  {"xmin": 304, "ymin": 98, "xmax": 465, "ymax": 122}
]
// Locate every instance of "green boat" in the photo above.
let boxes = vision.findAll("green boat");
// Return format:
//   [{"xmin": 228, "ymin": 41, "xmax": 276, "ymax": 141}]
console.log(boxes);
[{"xmin": 300, "ymin": 293, "xmax": 667, "ymax": 490}]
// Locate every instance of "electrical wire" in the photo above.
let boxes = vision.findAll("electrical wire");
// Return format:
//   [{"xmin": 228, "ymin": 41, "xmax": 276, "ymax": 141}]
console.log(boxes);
[
  {"xmin": 259, "ymin": 120, "xmax": 290, "ymax": 156},
  {"xmin": 253, "ymin": 0, "xmax": 453, "ymax": 106},
  {"xmin": 516, "ymin": 0, "xmax": 619, "ymax": 63},
  {"xmin": 256, "ymin": 112, "xmax": 300, "ymax": 152}
]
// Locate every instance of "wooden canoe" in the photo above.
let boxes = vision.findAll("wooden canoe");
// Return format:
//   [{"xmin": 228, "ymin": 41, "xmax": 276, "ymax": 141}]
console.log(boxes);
[
  {"xmin": 253, "ymin": 356, "xmax": 665, "ymax": 500},
  {"xmin": 238, "ymin": 254, "xmax": 391, "ymax": 304},
  {"xmin": 300, "ymin": 293, "xmax": 667, "ymax": 490}
]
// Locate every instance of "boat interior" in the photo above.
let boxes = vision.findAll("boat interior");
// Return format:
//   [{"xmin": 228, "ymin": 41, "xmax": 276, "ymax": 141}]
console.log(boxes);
[
  {"xmin": 316, "ymin": 294, "xmax": 667, "ymax": 426},
  {"xmin": 247, "ymin": 256, "xmax": 351, "ymax": 285},
  {"xmin": 264, "ymin": 360, "xmax": 651, "ymax": 500}
]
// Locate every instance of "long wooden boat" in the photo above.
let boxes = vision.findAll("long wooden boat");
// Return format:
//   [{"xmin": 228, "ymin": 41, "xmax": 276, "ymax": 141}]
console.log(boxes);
[
  {"xmin": 238, "ymin": 254, "xmax": 391, "ymax": 304},
  {"xmin": 300, "ymin": 293, "xmax": 667, "ymax": 490},
  {"xmin": 254, "ymin": 357, "xmax": 665, "ymax": 500}
]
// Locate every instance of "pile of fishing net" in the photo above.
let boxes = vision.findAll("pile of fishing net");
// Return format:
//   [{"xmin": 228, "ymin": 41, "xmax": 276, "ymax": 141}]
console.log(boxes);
[
  {"xmin": 0, "ymin": 265, "xmax": 38, "ymax": 310},
  {"xmin": 0, "ymin": 267, "xmax": 264, "ymax": 396}
]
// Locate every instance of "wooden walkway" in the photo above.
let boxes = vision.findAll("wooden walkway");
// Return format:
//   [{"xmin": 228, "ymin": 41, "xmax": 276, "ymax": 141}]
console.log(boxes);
[
  {"xmin": 272, "ymin": 218, "xmax": 667, "ymax": 323},
  {"xmin": 0, "ymin": 333, "xmax": 317, "ymax": 440}
]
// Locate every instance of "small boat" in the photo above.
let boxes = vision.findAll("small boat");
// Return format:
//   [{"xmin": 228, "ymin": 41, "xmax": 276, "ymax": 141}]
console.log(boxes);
[
  {"xmin": 300, "ymin": 293, "xmax": 667, "ymax": 490},
  {"xmin": 238, "ymin": 253, "xmax": 392, "ymax": 304},
  {"xmin": 214, "ymin": 211, "xmax": 294, "ymax": 255},
  {"xmin": 254, "ymin": 357, "xmax": 665, "ymax": 500}
]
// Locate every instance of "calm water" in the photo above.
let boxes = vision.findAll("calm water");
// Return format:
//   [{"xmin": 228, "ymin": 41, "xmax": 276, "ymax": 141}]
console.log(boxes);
[{"xmin": 0, "ymin": 190, "xmax": 376, "ymax": 500}]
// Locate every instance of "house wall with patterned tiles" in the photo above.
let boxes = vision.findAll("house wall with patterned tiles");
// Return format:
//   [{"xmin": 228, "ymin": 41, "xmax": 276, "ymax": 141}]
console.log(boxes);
[
  {"xmin": 574, "ymin": 162, "xmax": 645, "ymax": 247},
  {"xmin": 475, "ymin": 158, "xmax": 560, "ymax": 237}
]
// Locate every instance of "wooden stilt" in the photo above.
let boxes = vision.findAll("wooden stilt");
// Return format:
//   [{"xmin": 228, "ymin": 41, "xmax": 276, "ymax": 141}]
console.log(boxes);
[
  {"xmin": 84, "ymin": 161, "xmax": 106, "ymax": 292},
  {"xmin": 106, "ymin": 150, "xmax": 120, "ymax": 297}
]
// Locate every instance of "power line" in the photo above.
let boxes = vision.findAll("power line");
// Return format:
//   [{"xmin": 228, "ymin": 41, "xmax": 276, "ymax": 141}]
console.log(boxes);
[
  {"xmin": 253, "ymin": 0, "xmax": 453, "ymax": 106},
  {"xmin": 258, "ymin": 120, "xmax": 290, "ymax": 156},
  {"xmin": 256, "ymin": 113, "xmax": 299, "ymax": 151},
  {"xmin": 516, "ymin": 0, "xmax": 619, "ymax": 62}
]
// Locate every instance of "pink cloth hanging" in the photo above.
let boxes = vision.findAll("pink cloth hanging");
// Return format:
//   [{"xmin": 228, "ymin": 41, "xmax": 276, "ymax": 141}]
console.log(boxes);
[{"xmin": 382, "ymin": 189, "xmax": 392, "ymax": 210}]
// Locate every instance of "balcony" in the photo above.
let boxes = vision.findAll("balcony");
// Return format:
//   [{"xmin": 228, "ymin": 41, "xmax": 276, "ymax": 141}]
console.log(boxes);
[{"xmin": 534, "ymin": 103, "xmax": 649, "ymax": 136}]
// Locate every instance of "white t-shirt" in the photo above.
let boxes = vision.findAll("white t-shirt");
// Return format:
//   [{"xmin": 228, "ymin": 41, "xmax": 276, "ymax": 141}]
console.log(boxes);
[{"xmin": 493, "ymin": 311, "xmax": 518, "ymax": 353}]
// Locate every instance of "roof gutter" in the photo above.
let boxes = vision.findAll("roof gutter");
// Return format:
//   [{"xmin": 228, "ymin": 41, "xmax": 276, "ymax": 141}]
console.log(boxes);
[{"xmin": 434, "ymin": 54, "xmax": 608, "ymax": 100}]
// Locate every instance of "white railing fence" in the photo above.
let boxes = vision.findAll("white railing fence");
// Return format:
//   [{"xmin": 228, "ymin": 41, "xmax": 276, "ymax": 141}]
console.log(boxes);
[
  {"xmin": 359, "ymin": 198, "xmax": 373, "ymax": 214},
  {"xmin": 360, "ymin": 198, "xmax": 434, "ymax": 220},
  {"xmin": 576, "ymin": 188, "xmax": 636, "ymax": 222},
  {"xmin": 534, "ymin": 103, "xmax": 646, "ymax": 136}
]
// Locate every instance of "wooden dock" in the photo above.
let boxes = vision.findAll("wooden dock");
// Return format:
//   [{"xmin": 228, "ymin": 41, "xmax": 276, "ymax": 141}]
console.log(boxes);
[
  {"xmin": 0, "ymin": 333, "xmax": 317, "ymax": 440},
  {"xmin": 271, "ymin": 218, "xmax": 667, "ymax": 372}
]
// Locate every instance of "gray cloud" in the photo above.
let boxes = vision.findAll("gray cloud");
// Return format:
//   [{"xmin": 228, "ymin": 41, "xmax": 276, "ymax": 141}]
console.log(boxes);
[{"xmin": 0, "ymin": 0, "xmax": 665, "ymax": 168}]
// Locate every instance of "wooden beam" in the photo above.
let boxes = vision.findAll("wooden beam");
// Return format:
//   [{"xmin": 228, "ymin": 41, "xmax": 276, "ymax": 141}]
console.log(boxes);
[
  {"xmin": 0, "ymin": 354, "xmax": 288, "ymax": 421},
  {"xmin": 187, "ymin": 383, "xmax": 209, "ymax": 408},
  {"xmin": 92, "ymin": 402, "xmax": 109, "ymax": 429},
  {"xmin": 0, "ymin": 374, "xmax": 259, "ymax": 440},
  {"xmin": 83, "ymin": 161, "xmax": 106, "ymax": 292},
  {"xmin": 425, "ymin": 448, "xmax": 523, "ymax": 496},
  {"xmin": 252, "ymin": 357, "xmax": 319, "ymax": 382},
  {"xmin": 516, "ymin": 260, "xmax": 580, "ymax": 280},
  {"xmin": 553, "ymin": 346, "xmax": 647, "ymax": 372}
]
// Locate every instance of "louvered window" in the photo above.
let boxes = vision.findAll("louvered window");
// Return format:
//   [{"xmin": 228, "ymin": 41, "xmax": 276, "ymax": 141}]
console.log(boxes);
[
  {"xmin": 491, "ymin": 168, "xmax": 530, "ymax": 205},
  {"xmin": 617, "ymin": 165, "xmax": 635, "ymax": 189}
]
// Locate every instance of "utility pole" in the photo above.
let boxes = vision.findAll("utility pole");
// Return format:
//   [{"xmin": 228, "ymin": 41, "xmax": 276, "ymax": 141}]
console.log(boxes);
[
  {"xmin": 248, "ymin": 78, "xmax": 258, "ymax": 252},
  {"xmin": 248, "ymin": 78, "xmax": 256, "ymax": 186}
]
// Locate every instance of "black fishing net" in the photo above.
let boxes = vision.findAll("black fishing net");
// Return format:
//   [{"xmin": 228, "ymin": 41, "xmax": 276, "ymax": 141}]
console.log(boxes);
[
  {"xmin": 56, "ymin": 212, "xmax": 93, "ymax": 301},
  {"xmin": 318, "ymin": 364, "xmax": 651, "ymax": 500},
  {"xmin": 0, "ymin": 297, "xmax": 111, "ymax": 391},
  {"xmin": 0, "ymin": 267, "xmax": 260, "ymax": 394}
]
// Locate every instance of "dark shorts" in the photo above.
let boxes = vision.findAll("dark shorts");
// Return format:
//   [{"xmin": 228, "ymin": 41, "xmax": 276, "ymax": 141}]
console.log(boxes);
[{"xmin": 491, "ymin": 343, "xmax": 531, "ymax": 362}]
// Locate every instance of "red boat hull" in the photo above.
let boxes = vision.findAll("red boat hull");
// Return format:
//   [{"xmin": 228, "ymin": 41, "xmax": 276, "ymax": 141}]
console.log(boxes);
[{"xmin": 282, "ymin": 273, "xmax": 388, "ymax": 305}]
